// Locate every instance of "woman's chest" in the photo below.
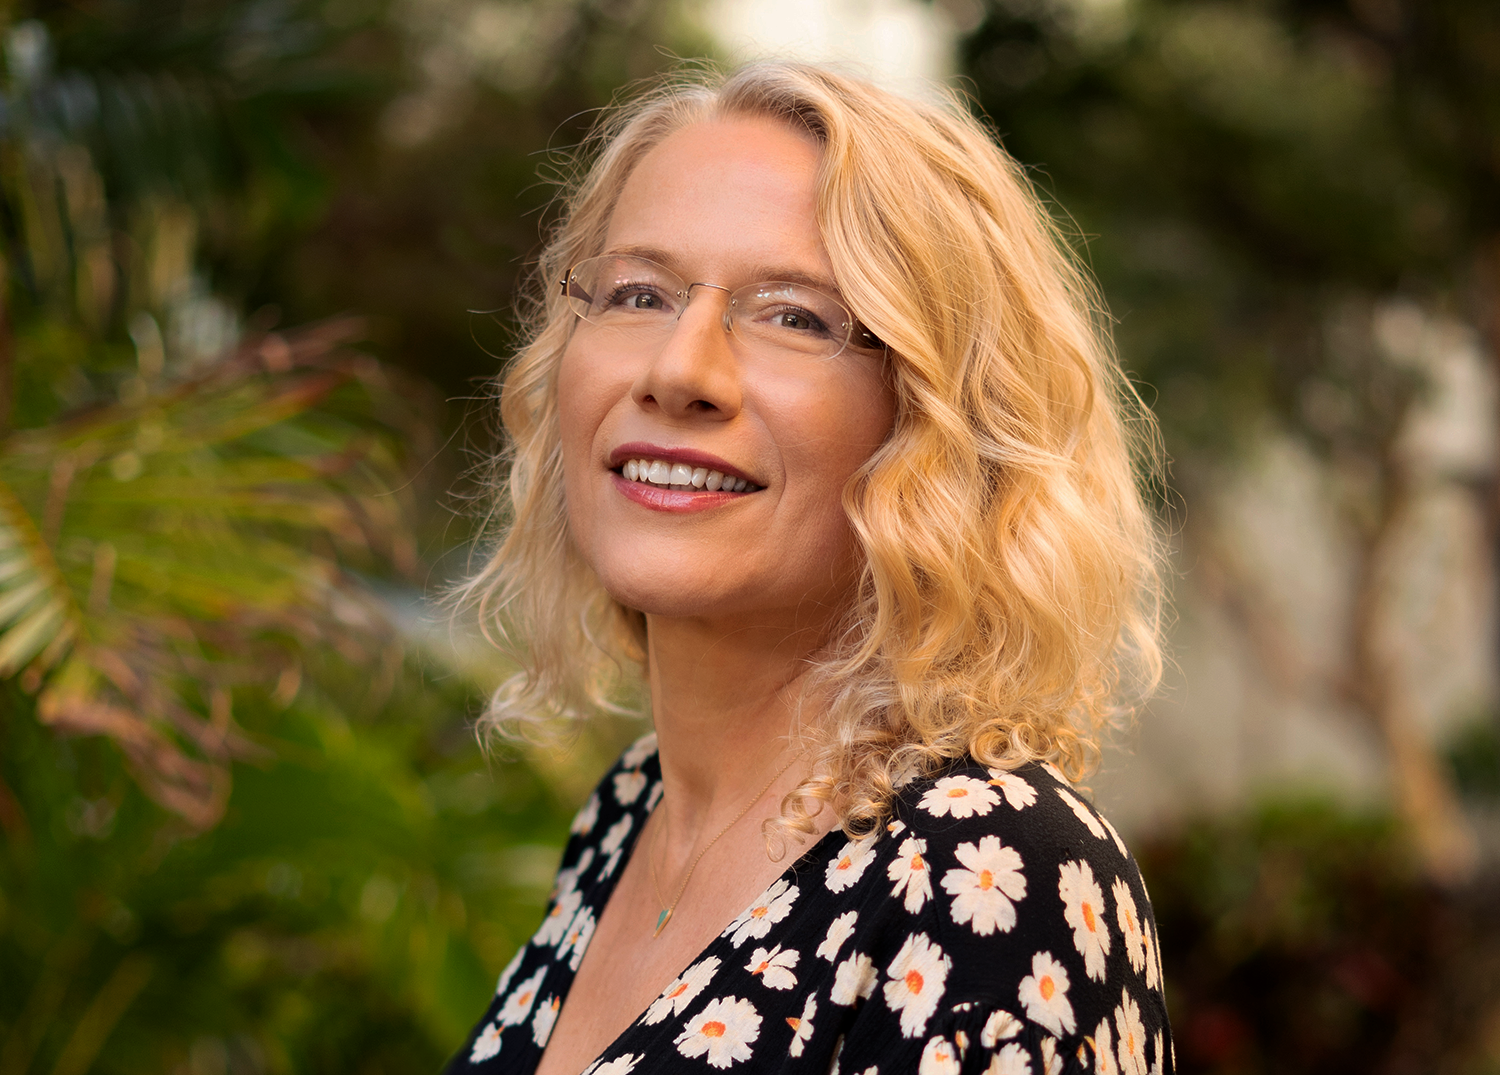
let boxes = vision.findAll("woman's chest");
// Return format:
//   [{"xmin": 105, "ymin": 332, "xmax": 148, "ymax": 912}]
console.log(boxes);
[{"xmin": 535, "ymin": 827, "xmax": 829, "ymax": 1075}]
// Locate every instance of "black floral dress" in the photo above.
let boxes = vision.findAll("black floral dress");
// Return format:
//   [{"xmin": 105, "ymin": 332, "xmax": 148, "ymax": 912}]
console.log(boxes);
[{"xmin": 450, "ymin": 734, "xmax": 1173, "ymax": 1075}]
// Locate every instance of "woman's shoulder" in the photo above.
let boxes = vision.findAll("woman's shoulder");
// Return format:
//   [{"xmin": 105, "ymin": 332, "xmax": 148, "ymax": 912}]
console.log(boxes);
[
  {"xmin": 890, "ymin": 757, "xmax": 1133, "ymax": 866},
  {"xmin": 838, "ymin": 757, "xmax": 1172, "ymax": 1072}
]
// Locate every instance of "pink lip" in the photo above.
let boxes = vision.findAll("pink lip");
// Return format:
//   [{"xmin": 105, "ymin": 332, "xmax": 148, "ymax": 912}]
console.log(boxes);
[
  {"xmin": 610, "ymin": 472, "xmax": 747, "ymax": 513},
  {"xmin": 608, "ymin": 442, "xmax": 757, "ymax": 485}
]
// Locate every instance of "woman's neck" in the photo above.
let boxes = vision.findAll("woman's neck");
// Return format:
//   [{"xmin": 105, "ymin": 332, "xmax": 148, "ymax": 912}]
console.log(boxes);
[{"xmin": 642, "ymin": 612, "xmax": 828, "ymax": 849}]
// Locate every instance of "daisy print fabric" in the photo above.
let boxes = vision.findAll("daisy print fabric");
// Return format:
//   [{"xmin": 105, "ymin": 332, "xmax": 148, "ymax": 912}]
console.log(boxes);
[{"xmin": 448, "ymin": 741, "xmax": 1173, "ymax": 1074}]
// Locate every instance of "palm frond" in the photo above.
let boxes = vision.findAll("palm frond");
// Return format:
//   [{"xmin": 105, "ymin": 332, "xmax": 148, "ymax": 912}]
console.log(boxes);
[{"xmin": 1, "ymin": 323, "xmax": 419, "ymax": 828}]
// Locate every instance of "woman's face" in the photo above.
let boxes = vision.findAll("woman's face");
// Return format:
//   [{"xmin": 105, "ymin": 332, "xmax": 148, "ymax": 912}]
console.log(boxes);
[{"xmin": 558, "ymin": 116, "xmax": 895, "ymax": 636}]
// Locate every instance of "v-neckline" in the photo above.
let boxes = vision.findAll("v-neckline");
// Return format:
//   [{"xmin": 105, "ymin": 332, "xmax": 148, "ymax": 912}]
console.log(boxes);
[{"xmin": 547, "ymin": 753, "xmax": 847, "ymax": 1074}]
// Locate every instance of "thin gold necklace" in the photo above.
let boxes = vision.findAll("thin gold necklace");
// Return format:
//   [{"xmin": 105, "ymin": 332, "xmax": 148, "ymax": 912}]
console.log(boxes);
[{"xmin": 648, "ymin": 751, "xmax": 804, "ymax": 937}]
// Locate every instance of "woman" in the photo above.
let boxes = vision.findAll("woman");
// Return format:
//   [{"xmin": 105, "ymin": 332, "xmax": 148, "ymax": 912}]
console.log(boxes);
[{"xmin": 452, "ymin": 62, "xmax": 1170, "ymax": 1075}]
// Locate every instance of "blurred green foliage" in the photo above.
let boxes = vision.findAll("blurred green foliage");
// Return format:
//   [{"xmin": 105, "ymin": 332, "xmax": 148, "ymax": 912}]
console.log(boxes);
[{"xmin": 959, "ymin": 0, "xmax": 1500, "ymax": 464}]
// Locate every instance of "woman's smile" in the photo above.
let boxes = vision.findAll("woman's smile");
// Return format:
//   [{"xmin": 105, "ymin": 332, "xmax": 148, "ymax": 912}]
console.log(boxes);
[{"xmin": 607, "ymin": 442, "xmax": 764, "ymax": 513}]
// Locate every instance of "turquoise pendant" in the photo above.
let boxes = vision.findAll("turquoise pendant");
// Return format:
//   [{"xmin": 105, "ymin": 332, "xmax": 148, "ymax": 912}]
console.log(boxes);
[{"xmin": 654, "ymin": 907, "xmax": 672, "ymax": 936}]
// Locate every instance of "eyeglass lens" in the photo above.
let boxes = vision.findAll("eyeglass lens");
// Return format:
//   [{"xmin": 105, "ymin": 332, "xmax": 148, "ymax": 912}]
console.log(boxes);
[{"xmin": 564, "ymin": 254, "xmax": 869, "ymax": 359}]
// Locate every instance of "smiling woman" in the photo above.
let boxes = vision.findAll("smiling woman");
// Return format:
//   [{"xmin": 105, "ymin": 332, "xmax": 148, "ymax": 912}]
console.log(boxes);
[{"xmin": 452, "ymin": 63, "xmax": 1171, "ymax": 1075}]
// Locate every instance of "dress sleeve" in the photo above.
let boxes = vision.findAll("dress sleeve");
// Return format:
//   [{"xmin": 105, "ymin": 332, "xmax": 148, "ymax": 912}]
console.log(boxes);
[{"xmin": 907, "ymin": 997, "xmax": 1169, "ymax": 1075}]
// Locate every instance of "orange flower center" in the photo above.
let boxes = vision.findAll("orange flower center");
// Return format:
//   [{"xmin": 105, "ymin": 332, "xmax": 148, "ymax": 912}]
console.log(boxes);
[
  {"xmin": 978, "ymin": 869, "xmax": 993, "ymax": 890},
  {"xmin": 702, "ymin": 1021, "xmax": 726, "ymax": 1039},
  {"xmin": 911, "ymin": 854, "xmax": 924, "ymax": 871},
  {"xmin": 786, "ymin": 1017, "xmax": 801, "ymax": 1031},
  {"xmin": 669, "ymin": 983, "xmax": 688, "ymax": 998},
  {"xmin": 947, "ymin": 788, "xmax": 967, "ymax": 798},
  {"xmin": 1039, "ymin": 975, "xmax": 1054, "ymax": 1001},
  {"xmin": 751, "ymin": 905, "xmax": 768, "ymax": 919},
  {"xmin": 753, "ymin": 962, "xmax": 769, "ymax": 975},
  {"xmin": 837, "ymin": 856, "xmax": 852, "ymax": 871},
  {"xmin": 905, "ymin": 969, "xmax": 924, "ymax": 994},
  {"xmin": 1082, "ymin": 901, "xmax": 1096, "ymax": 932}
]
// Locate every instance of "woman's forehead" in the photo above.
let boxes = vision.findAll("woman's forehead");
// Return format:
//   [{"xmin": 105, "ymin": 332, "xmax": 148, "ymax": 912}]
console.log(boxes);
[{"xmin": 603, "ymin": 117, "xmax": 833, "ymax": 283}]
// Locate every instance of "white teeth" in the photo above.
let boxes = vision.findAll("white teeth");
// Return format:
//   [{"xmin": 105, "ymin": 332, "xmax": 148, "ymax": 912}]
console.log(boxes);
[{"xmin": 621, "ymin": 457, "xmax": 756, "ymax": 493}]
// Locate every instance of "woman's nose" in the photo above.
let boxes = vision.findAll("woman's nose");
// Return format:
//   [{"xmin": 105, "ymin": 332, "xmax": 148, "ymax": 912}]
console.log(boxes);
[{"xmin": 630, "ymin": 287, "xmax": 743, "ymax": 419}]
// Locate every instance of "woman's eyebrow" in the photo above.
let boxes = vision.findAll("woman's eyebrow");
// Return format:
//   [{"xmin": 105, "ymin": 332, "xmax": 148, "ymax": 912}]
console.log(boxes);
[{"xmin": 604, "ymin": 244, "xmax": 844, "ymax": 298}]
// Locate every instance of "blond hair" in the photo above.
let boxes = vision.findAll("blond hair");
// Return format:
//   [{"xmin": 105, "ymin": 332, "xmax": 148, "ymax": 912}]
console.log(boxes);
[{"xmin": 463, "ymin": 62, "xmax": 1165, "ymax": 837}]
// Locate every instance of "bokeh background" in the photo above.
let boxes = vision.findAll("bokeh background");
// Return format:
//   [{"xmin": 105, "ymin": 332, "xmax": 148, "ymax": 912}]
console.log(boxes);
[{"xmin": 1, "ymin": 0, "xmax": 1498, "ymax": 1071}]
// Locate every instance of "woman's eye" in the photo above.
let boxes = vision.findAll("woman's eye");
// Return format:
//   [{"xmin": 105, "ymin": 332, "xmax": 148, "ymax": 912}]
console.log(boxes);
[
  {"xmin": 600, "ymin": 281, "xmax": 672, "ymax": 312},
  {"xmin": 774, "ymin": 309, "xmax": 828, "ymax": 334}
]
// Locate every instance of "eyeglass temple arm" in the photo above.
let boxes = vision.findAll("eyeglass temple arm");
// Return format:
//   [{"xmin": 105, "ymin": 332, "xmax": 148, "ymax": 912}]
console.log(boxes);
[{"xmin": 559, "ymin": 276, "xmax": 594, "ymax": 305}]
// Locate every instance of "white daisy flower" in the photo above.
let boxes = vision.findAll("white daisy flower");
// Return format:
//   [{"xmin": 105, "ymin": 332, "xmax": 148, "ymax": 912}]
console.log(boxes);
[
  {"xmin": 535, "ymin": 888, "xmax": 583, "ymax": 947},
  {"xmin": 919, "ymin": 775, "xmax": 1001, "ymax": 819},
  {"xmin": 1149, "ymin": 1032, "xmax": 1165, "ymax": 1075},
  {"xmin": 986, "ymin": 1043, "xmax": 1032, "ymax": 1075},
  {"xmin": 601, "ymin": 847, "xmax": 624, "ymax": 880},
  {"xmin": 724, "ymin": 880, "xmax": 799, "ymax": 948},
  {"xmin": 1018, "ymin": 951, "xmax": 1075, "ymax": 1037},
  {"xmin": 494, "ymin": 946, "xmax": 525, "ymax": 996},
  {"xmin": 883, "ymin": 932, "xmax": 951, "ymax": 1038},
  {"xmin": 469, "ymin": 1022, "xmax": 502, "ymax": 1062},
  {"xmin": 1058, "ymin": 860, "xmax": 1111, "ymax": 981},
  {"xmin": 828, "ymin": 1035, "xmax": 844, "ymax": 1075},
  {"xmin": 498, "ymin": 967, "xmax": 546, "ymax": 1026},
  {"xmin": 600, "ymin": 815, "xmax": 633, "ymax": 856},
  {"xmin": 1112, "ymin": 878, "xmax": 1145, "ymax": 974},
  {"xmin": 1093, "ymin": 1016, "xmax": 1118, "ymax": 1075},
  {"xmin": 887, "ymin": 820, "xmax": 907, "ymax": 837},
  {"xmin": 888, "ymin": 837, "xmax": 933, "ymax": 914},
  {"xmin": 986, "ymin": 769, "xmax": 1038, "ymax": 809},
  {"xmin": 1041, "ymin": 762, "xmax": 1069, "ymax": 787},
  {"xmin": 1115, "ymin": 990, "xmax": 1148, "ymax": 1075},
  {"xmin": 644, "ymin": 956, "xmax": 722, "ymax": 1025},
  {"xmin": 826, "ymin": 833, "xmax": 879, "ymax": 893},
  {"xmin": 1056, "ymin": 787, "xmax": 1107, "ymax": 841},
  {"xmin": 674, "ymin": 996, "xmax": 762, "ymax": 1068},
  {"xmin": 816, "ymin": 910, "xmax": 859, "ymax": 962},
  {"xmin": 918, "ymin": 1035, "xmax": 962, "ymax": 1075},
  {"xmin": 645, "ymin": 781, "xmax": 664, "ymax": 812},
  {"xmin": 1142, "ymin": 919, "xmax": 1160, "ymax": 991},
  {"xmin": 745, "ymin": 944, "xmax": 800, "ymax": 990},
  {"xmin": 613, "ymin": 769, "xmax": 647, "ymax": 805},
  {"xmin": 981, "ymin": 1009, "xmax": 1023, "ymax": 1046},
  {"xmin": 571, "ymin": 793, "xmax": 600, "ymax": 835},
  {"xmin": 582, "ymin": 1054, "xmax": 642, "ymax": 1075},
  {"xmin": 621, "ymin": 732, "xmax": 658, "ymax": 769},
  {"xmin": 831, "ymin": 952, "xmax": 877, "ymax": 1005},
  {"xmin": 941, "ymin": 835, "xmax": 1027, "ymax": 936},
  {"xmin": 788, "ymin": 992, "xmax": 817, "ymax": 1057},
  {"xmin": 532, "ymin": 996, "xmax": 560, "ymax": 1047},
  {"xmin": 560, "ymin": 907, "xmax": 596, "ymax": 972},
  {"xmin": 1040, "ymin": 1037, "xmax": 1062, "ymax": 1075},
  {"xmin": 550, "ymin": 851, "xmax": 590, "ymax": 903},
  {"xmin": 1101, "ymin": 815, "xmax": 1129, "ymax": 858}
]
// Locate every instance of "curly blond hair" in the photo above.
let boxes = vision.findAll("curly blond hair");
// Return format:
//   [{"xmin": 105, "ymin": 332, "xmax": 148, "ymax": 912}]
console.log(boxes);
[{"xmin": 462, "ymin": 62, "xmax": 1165, "ymax": 838}]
